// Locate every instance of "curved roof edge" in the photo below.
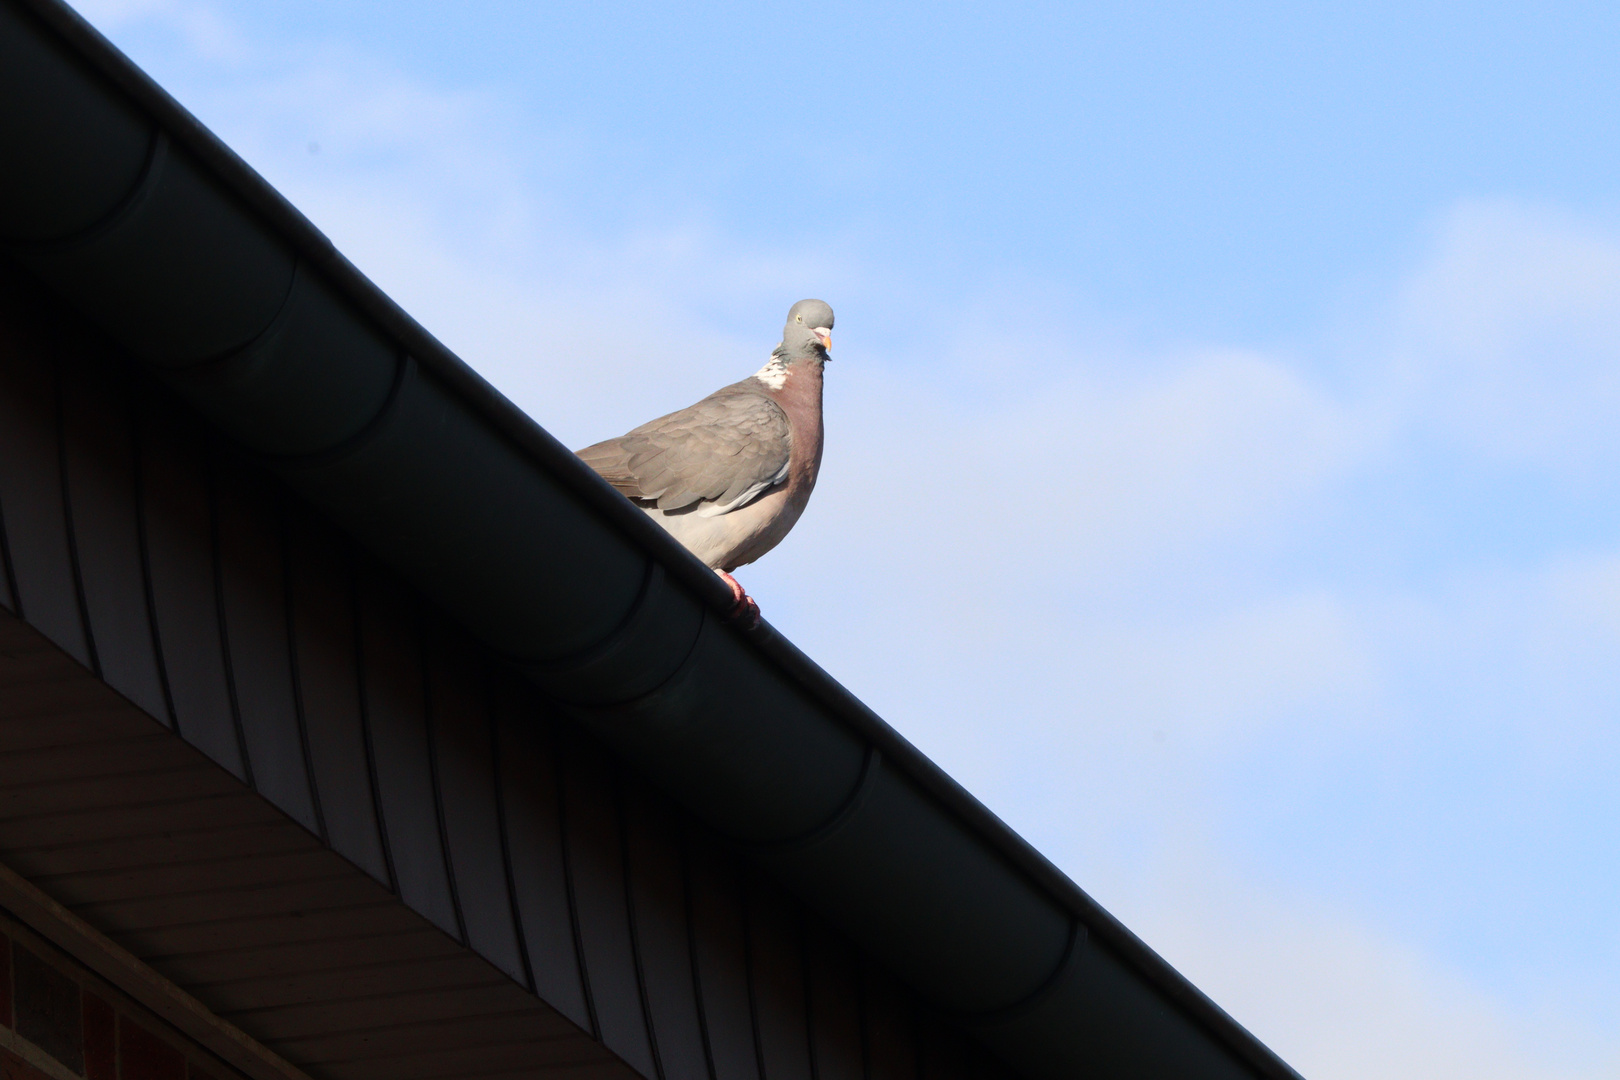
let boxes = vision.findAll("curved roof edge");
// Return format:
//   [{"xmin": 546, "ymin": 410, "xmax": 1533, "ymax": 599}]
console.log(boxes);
[{"xmin": 2, "ymin": 1, "xmax": 1305, "ymax": 1077}]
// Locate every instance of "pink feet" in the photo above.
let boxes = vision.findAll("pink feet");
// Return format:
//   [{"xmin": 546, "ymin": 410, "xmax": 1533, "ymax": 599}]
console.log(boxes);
[{"xmin": 716, "ymin": 570, "xmax": 761, "ymax": 629}]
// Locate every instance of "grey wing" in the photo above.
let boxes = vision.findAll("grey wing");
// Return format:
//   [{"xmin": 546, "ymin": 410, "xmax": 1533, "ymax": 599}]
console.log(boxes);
[{"xmin": 577, "ymin": 384, "xmax": 791, "ymax": 515}]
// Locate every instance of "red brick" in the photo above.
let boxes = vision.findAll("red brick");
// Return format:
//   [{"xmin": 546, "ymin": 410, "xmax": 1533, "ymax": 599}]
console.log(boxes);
[
  {"xmin": 119, "ymin": 1016, "xmax": 185, "ymax": 1080},
  {"xmin": 0, "ymin": 1046, "xmax": 52, "ymax": 1080},
  {"xmin": 0, "ymin": 933, "xmax": 10, "ymax": 1028},
  {"xmin": 12, "ymin": 947, "xmax": 81, "ymax": 1074},
  {"xmin": 82, "ymin": 993, "xmax": 115, "ymax": 1080}
]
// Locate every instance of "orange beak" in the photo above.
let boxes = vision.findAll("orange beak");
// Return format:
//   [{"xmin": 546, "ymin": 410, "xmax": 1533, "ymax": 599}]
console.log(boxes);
[{"xmin": 813, "ymin": 327, "xmax": 832, "ymax": 351}]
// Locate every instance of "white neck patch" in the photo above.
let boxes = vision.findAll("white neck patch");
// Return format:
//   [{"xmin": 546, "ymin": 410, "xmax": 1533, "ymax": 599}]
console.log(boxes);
[{"xmin": 753, "ymin": 356, "xmax": 789, "ymax": 390}]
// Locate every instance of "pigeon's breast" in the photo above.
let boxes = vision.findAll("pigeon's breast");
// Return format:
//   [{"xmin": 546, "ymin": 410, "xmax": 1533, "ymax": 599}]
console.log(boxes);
[
  {"xmin": 771, "ymin": 360, "xmax": 825, "ymax": 491},
  {"xmin": 650, "ymin": 361, "xmax": 824, "ymax": 571}
]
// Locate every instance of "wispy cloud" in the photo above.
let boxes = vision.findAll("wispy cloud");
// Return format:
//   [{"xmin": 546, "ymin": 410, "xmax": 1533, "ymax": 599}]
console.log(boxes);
[
  {"xmin": 73, "ymin": 0, "xmax": 244, "ymax": 60},
  {"xmin": 1397, "ymin": 200, "xmax": 1620, "ymax": 482},
  {"xmin": 1134, "ymin": 856, "xmax": 1620, "ymax": 1080}
]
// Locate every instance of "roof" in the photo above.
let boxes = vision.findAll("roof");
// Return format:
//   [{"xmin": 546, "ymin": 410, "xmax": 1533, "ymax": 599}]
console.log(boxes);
[{"xmin": 0, "ymin": 1, "xmax": 1305, "ymax": 1076}]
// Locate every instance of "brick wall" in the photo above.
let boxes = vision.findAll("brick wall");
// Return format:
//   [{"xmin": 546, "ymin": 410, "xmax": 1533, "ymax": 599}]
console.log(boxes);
[{"xmin": 0, "ymin": 917, "xmax": 238, "ymax": 1080}]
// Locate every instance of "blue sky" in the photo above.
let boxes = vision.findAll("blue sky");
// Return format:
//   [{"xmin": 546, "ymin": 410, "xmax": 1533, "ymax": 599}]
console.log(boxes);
[{"xmin": 72, "ymin": 2, "xmax": 1620, "ymax": 1076}]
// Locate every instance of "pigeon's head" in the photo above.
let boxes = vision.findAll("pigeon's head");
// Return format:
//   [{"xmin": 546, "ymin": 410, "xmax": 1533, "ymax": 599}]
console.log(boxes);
[{"xmin": 781, "ymin": 299, "xmax": 834, "ymax": 360}]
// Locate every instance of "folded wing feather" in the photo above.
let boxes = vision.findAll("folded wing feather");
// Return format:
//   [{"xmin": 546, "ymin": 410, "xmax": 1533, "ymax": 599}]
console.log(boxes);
[{"xmin": 577, "ymin": 381, "xmax": 792, "ymax": 517}]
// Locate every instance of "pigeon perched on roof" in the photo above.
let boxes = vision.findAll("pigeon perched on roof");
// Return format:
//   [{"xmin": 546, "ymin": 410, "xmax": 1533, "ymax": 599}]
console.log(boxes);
[{"xmin": 577, "ymin": 299, "xmax": 834, "ymax": 625}]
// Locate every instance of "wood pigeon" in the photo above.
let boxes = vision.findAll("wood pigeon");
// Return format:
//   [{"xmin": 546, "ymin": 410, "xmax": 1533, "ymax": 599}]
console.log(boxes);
[{"xmin": 577, "ymin": 300, "xmax": 835, "ymax": 625}]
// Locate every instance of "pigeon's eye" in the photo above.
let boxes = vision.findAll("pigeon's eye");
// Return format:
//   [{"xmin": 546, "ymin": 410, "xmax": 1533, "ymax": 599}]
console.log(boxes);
[{"xmin": 795, "ymin": 315, "xmax": 802, "ymax": 323}]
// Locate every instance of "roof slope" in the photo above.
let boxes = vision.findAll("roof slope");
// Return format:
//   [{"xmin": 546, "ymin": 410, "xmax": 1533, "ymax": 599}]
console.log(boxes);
[{"xmin": 0, "ymin": 2, "xmax": 1304, "ymax": 1076}]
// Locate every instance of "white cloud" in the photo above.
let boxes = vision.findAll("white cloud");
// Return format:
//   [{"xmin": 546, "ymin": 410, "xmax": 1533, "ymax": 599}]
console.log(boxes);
[
  {"xmin": 1071, "ymin": 590, "xmax": 1377, "ymax": 745},
  {"xmin": 1545, "ymin": 552, "xmax": 1620, "ymax": 640},
  {"xmin": 70, "ymin": 0, "xmax": 244, "ymax": 61},
  {"xmin": 1131, "ymin": 856, "xmax": 1620, "ymax": 1080},
  {"xmin": 1396, "ymin": 201, "xmax": 1620, "ymax": 482}
]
